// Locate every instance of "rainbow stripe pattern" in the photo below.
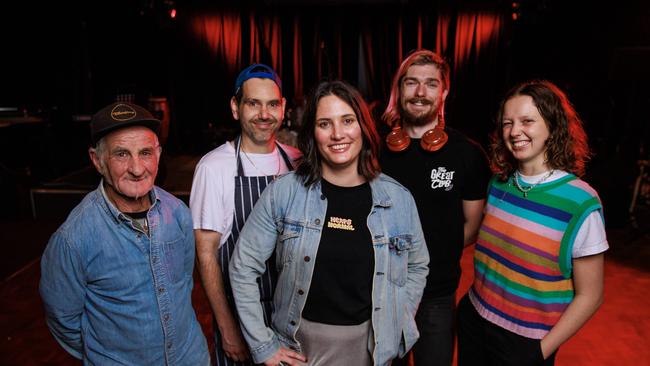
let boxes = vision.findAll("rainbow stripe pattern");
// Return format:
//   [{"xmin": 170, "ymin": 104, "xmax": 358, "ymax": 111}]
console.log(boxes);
[{"xmin": 469, "ymin": 174, "xmax": 602, "ymax": 339}]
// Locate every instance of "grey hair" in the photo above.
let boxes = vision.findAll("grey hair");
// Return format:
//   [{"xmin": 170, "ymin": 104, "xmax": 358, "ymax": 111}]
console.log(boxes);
[{"xmin": 93, "ymin": 137, "xmax": 108, "ymax": 158}]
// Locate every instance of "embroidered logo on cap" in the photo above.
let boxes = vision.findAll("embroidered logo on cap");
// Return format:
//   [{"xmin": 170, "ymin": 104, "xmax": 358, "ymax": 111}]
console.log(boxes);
[{"xmin": 110, "ymin": 104, "xmax": 137, "ymax": 121}]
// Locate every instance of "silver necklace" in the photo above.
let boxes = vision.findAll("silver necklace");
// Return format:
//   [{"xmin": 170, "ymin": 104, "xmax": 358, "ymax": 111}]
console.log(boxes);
[
  {"xmin": 241, "ymin": 147, "xmax": 281, "ymax": 177},
  {"xmin": 513, "ymin": 170, "xmax": 554, "ymax": 197}
]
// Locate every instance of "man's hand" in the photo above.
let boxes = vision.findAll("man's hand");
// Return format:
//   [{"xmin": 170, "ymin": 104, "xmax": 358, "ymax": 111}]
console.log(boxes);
[
  {"xmin": 220, "ymin": 314, "xmax": 251, "ymax": 362},
  {"xmin": 195, "ymin": 229, "xmax": 250, "ymax": 361},
  {"xmin": 263, "ymin": 347, "xmax": 307, "ymax": 366}
]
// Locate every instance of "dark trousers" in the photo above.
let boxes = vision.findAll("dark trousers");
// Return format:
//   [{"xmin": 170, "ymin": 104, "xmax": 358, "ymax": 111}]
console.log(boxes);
[
  {"xmin": 392, "ymin": 293, "xmax": 456, "ymax": 366},
  {"xmin": 457, "ymin": 295, "xmax": 557, "ymax": 366}
]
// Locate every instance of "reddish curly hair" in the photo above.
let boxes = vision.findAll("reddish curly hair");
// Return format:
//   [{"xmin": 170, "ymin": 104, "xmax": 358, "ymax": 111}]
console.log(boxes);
[{"xmin": 491, "ymin": 80, "xmax": 591, "ymax": 181}]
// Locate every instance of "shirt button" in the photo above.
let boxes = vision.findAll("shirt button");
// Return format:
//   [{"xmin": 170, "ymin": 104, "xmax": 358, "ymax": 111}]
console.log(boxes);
[
  {"xmin": 152, "ymin": 256, "xmax": 158, "ymax": 263},
  {"xmin": 298, "ymin": 289, "xmax": 304, "ymax": 295},
  {"xmin": 314, "ymin": 218, "xmax": 321, "ymax": 225},
  {"xmin": 158, "ymin": 287, "xmax": 165, "ymax": 293},
  {"xmin": 167, "ymin": 343, "xmax": 172, "ymax": 349},
  {"xmin": 164, "ymin": 314, "xmax": 170, "ymax": 321},
  {"xmin": 290, "ymin": 320, "xmax": 296, "ymax": 326},
  {"xmin": 304, "ymin": 256, "xmax": 311, "ymax": 262},
  {"xmin": 320, "ymin": 194, "xmax": 326, "ymax": 200}
]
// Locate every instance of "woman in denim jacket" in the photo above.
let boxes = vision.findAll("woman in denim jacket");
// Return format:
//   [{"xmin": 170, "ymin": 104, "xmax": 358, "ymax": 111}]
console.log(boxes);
[{"xmin": 229, "ymin": 80, "xmax": 429, "ymax": 366}]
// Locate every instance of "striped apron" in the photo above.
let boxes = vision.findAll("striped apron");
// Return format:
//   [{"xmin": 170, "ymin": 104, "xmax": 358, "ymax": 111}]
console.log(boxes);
[{"xmin": 214, "ymin": 136, "xmax": 294, "ymax": 366}]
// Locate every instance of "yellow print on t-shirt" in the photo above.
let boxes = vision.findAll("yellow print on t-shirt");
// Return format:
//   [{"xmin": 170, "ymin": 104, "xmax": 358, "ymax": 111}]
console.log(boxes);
[{"xmin": 327, "ymin": 216, "xmax": 355, "ymax": 231}]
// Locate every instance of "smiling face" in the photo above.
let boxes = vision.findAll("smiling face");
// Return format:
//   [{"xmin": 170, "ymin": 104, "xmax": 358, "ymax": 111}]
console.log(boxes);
[
  {"xmin": 501, "ymin": 95, "xmax": 551, "ymax": 174},
  {"xmin": 231, "ymin": 77, "xmax": 286, "ymax": 153},
  {"xmin": 89, "ymin": 126, "xmax": 161, "ymax": 212},
  {"xmin": 314, "ymin": 95, "xmax": 363, "ymax": 180},
  {"xmin": 399, "ymin": 63, "xmax": 448, "ymax": 127}
]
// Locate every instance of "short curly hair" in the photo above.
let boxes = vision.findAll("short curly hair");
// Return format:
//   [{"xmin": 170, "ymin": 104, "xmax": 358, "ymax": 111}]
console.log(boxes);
[{"xmin": 491, "ymin": 80, "xmax": 591, "ymax": 181}]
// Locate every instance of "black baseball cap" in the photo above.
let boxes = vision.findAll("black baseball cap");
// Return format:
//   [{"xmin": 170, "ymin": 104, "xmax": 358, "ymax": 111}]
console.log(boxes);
[
  {"xmin": 90, "ymin": 102, "xmax": 161, "ymax": 145},
  {"xmin": 234, "ymin": 63, "xmax": 282, "ymax": 95}
]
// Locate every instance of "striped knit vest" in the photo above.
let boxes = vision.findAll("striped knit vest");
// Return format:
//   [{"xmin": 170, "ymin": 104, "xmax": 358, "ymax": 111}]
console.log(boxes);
[{"xmin": 469, "ymin": 173, "xmax": 602, "ymax": 339}]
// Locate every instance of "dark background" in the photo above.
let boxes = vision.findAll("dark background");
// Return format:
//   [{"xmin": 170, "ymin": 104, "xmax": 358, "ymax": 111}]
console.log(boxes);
[
  {"xmin": 1, "ymin": 0, "xmax": 649, "ymax": 228},
  {"xmin": 1, "ymin": 3, "xmax": 649, "ymax": 364}
]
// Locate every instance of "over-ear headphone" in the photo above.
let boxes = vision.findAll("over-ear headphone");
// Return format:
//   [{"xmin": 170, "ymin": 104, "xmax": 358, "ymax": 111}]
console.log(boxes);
[
  {"xmin": 385, "ymin": 124, "xmax": 411, "ymax": 152},
  {"xmin": 386, "ymin": 113, "xmax": 448, "ymax": 152}
]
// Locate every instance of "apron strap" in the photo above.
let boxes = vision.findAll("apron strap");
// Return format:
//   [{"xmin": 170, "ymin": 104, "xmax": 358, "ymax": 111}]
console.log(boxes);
[
  {"xmin": 235, "ymin": 134, "xmax": 295, "ymax": 176},
  {"xmin": 276, "ymin": 141, "xmax": 295, "ymax": 172},
  {"xmin": 234, "ymin": 135, "xmax": 246, "ymax": 176}
]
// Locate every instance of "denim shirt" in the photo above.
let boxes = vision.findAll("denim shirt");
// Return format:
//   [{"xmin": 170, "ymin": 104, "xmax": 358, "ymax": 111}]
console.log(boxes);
[
  {"xmin": 229, "ymin": 172, "xmax": 429, "ymax": 366},
  {"xmin": 39, "ymin": 183, "xmax": 209, "ymax": 365}
]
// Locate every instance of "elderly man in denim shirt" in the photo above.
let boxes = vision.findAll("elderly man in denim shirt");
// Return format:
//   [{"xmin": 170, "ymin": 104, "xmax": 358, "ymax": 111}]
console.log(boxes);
[{"xmin": 39, "ymin": 102, "xmax": 209, "ymax": 365}]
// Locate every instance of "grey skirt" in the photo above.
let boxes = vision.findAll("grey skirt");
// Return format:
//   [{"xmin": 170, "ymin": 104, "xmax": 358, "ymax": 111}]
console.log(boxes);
[{"xmin": 295, "ymin": 318, "xmax": 373, "ymax": 366}]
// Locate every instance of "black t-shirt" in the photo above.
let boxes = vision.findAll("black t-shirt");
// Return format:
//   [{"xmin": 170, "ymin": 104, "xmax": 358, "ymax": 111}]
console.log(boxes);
[
  {"xmin": 301, "ymin": 179, "xmax": 374, "ymax": 325},
  {"xmin": 380, "ymin": 127, "xmax": 490, "ymax": 297}
]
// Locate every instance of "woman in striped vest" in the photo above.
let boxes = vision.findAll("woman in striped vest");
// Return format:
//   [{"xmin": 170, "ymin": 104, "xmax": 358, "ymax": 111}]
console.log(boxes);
[{"xmin": 458, "ymin": 80, "xmax": 607, "ymax": 366}]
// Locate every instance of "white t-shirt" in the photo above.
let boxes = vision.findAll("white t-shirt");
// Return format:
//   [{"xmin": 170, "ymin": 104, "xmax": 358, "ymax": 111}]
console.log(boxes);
[
  {"xmin": 518, "ymin": 170, "xmax": 609, "ymax": 258},
  {"xmin": 189, "ymin": 140, "xmax": 301, "ymax": 247}
]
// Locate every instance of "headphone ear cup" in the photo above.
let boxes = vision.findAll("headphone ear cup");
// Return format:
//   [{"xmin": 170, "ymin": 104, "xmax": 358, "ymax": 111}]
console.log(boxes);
[
  {"xmin": 386, "ymin": 126, "xmax": 411, "ymax": 152},
  {"xmin": 420, "ymin": 127, "xmax": 448, "ymax": 152}
]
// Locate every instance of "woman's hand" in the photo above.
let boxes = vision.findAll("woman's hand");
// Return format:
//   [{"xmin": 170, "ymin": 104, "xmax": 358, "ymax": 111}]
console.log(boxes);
[
  {"xmin": 540, "ymin": 253, "xmax": 605, "ymax": 359},
  {"xmin": 263, "ymin": 347, "xmax": 307, "ymax": 366}
]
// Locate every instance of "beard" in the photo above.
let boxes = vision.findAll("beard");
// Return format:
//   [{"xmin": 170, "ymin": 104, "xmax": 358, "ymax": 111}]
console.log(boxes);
[
  {"xmin": 399, "ymin": 97, "xmax": 441, "ymax": 127},
  {"xmin": 242, "ymin": 116, "xmax": 280, "ymax": 143}
]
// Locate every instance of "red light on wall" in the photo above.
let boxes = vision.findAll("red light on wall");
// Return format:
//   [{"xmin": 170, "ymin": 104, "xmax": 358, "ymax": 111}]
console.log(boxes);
[{"xmin": 170, "ymin": 9, "xmax": 176, "ymax": 19}]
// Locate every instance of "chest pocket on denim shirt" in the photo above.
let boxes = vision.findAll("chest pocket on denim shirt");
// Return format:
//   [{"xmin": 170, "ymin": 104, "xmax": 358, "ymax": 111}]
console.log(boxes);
[
  {"xmin": 162, "ymin": 237, "xmax": 186, "ymax": 283},
  {"xmin": 388, "ymin": 235, "xmax": 412, "ymax": 286},
  {"xmin": 277, "ymin": 221, "xmax": 302, "ymax": 266}
]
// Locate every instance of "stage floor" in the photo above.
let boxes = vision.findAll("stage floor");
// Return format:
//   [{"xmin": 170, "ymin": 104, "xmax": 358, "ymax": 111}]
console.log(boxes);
[{"xmin": 1, "ymin": 225, "xmax": 649, "ymax": 365}]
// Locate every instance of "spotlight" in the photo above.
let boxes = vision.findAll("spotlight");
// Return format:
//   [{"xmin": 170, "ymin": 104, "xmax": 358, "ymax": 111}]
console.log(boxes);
[{"xmin": 511, "ymin": 2, "xmax": 521, "ymax": 21}]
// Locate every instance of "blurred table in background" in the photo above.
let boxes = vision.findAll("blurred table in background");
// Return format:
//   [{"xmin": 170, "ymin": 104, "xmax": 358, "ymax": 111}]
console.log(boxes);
[{"xmin": 0, "ymin": 115, "xmax": 44, "ymax": 128}]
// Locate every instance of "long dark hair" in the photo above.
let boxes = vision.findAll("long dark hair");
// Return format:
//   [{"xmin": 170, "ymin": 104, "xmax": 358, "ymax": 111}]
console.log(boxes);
[
  {"xmin": 491, "ymin": 80, "xmax": 591, "ymax": 180},
  {"xmin": 296, "ymin": 80, "xmax": 381, "ymax": 186}
]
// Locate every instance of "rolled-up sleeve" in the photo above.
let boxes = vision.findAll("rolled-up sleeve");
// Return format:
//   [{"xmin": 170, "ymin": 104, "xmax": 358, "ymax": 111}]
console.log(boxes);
[{"xmin": 39, "ymin": 231, "xmax": 85, "ymax": 359}]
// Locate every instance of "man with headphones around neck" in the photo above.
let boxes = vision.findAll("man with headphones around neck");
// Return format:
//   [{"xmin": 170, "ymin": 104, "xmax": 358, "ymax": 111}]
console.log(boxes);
[{"xmin": 381, "ymin": 49, "xmax": 491, "ymax": 366}]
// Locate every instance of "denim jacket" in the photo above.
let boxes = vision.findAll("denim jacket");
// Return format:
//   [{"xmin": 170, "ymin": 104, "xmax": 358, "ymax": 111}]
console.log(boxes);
[
  {"xmin": 229, "ymin": 172, "xmax": 429, "ymax": 366},
  {"xmin": 39, "ymin": 183, "xmax": 209, "ymax": 365}
]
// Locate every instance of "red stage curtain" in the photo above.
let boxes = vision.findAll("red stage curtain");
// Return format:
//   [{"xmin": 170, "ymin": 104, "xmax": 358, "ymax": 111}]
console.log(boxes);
[
  {"xmin": 249, "ymin": 14, "xmax": 282, "ymax": 74},
  {"xmin": 293, "ymin": 16, "xmax": 304, "ymax": 102},
  {"xmin": 453, "ymin": 11, "xmax": 503, "ymax": 71},
  {"xmin": 191, "ymin": 12, "xmax": 242, "ymax": 74},
  {"xmin": 188, "ymin": 7, "xmax": 504, "ymax": 109},
  {"xmin": 436, "ymin": 12, "xmax": 451, "ymax": 56}
]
